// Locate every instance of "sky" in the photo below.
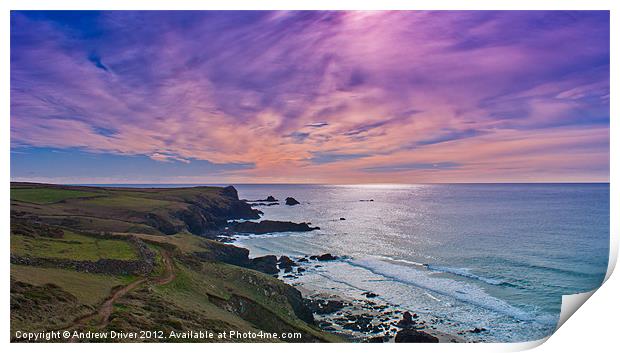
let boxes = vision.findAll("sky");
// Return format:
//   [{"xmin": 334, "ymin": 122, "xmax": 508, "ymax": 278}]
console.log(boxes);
[{"xmin": 10, "ymin": 11, "xmax": 610, "ymax": 184}]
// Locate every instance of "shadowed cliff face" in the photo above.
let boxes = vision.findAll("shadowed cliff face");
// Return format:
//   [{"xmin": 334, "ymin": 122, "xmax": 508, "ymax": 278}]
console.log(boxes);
[{"xmin": 172, "ymin": 186, "xmax": 261, "ymax": 235}]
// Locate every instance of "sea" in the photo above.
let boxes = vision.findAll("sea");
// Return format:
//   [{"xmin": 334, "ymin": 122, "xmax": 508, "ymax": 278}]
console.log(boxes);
[{"xmin": 88, "ymin": 183, "xmax": 610, "ymax": 342}]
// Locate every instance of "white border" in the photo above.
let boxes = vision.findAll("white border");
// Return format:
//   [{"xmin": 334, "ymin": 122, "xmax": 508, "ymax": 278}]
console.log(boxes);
[{"xmin": 1, "ymin": 1, "xmax": 617, "ymax": 353}]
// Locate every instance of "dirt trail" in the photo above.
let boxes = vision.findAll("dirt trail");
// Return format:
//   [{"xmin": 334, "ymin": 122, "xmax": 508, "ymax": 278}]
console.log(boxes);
[
  {"xmin": 153, "ymin": 249, "xmax": 175, "ymax": 285},
  {"xmin": 66, "ymin": 249, "xmax": 175, "ymax": 337}
]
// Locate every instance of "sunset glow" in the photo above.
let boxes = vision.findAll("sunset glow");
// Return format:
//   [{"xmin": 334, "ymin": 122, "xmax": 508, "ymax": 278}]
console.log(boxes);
[{"xmin": 10, "ymin": 11, "xmax": 609, "ymax": 184}]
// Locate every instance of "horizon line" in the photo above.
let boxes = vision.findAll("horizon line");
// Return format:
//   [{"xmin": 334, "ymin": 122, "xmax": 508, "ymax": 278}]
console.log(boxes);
[{"xmin": 10, "ymin": 180, "xmax": 611, "ymax": 186}]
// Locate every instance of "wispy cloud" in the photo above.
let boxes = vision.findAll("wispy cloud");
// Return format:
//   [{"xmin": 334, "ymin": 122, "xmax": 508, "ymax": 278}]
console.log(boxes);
[
  {"xmin": 10, "ymin": 11, "xmax": 609, "ymax": 183},
  {"xmin": 309, "ymin": 152, "xmax": 371, "ymax": 165},
  {"xmin": 305, "ymin": 122, "xmax": 329, "ymax": 128},
  {"xmin": 87, "ymin": 52, "xmax": 110, "ymax": 72},
  {"xmin": 361, "ymin": 162, "xmax": 461, "ymax": 173}
]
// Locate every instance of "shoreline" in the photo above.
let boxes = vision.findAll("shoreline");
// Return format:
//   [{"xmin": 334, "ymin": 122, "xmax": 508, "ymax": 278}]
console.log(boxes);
[
  {"xmin": 294, "ymin": 279, "xmax": 465, "ymax": 343},
  {"xmin": 229, "ymin": 233, "xmax": 467, "ymax": 343}
]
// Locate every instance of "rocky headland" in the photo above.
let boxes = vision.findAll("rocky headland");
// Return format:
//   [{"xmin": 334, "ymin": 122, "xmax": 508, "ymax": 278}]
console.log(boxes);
[
  {"xmin": 9, "ymin": 182, "xmax": 454, "ymax": 343},
  {"xmin": 228, "ymin": 220, "xmax": 319, "ymax": 234}
]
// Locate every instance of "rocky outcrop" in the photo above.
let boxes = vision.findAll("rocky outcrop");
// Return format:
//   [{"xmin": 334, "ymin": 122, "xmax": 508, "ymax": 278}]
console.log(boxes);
[
  {"xmin": 277, "ymin": 256, "xmax": 297, "ymax": 273},
  {"xmin": 285, "ymin": 197, "xmax": 300, "ymax": 206},
  {"xmin": 281, "ymin": 285, "xmax": 315, "ymax": 325},
  {"xmin": 317, "ymin": 253, "xmax": 338, "ymax": 261},
  {"xmin": 395, "ymin": 328, "xmax": 439, "ymax": 343},
  {"xmin": 173, "ymin": 186, "xmax": 262, "ymax": 235},
  {"xmin": 222, "ymin": 185, "xmax": 240, "ymax": 199},
  {"xmin": 248, "ymin": 196, "xmax": 278, "ymax": 202},
  {"xmin": 309, "ymin": 253, "xmax": 338, "ymax": 261},
  {"xmin": 194, "ymin": 241, "xmax": 250, "ymax": 267},
  {"xmin": 397, "ymin": 311, "xmax": 418, "ymax": 327},
  {"xmin": 194, "ymin": 242, "xmax": 283, "ymax": 276},
  {"xmin": 304, "ymin": 298, "xmax": 346, "ymax": 315},
  {"xmin": 229, "ymin": 220, "xmax": 319, "ymax": 234},
  {"xmin": 145, "ymin": 186, "xmax": 263, "ymax": 236},
  {"xmin": 249, "ymin": 255, "xmax": 279, "ymax": 274}
]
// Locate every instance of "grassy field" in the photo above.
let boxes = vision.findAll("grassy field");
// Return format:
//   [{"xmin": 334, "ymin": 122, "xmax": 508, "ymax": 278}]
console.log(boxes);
[
  {"xmin": 11, "ymin": 230, "xmax": 138, "ymax": 261},
  {"xmin": 82, "ymin": 194, "xmax": 173, "ymax": 211},
  {"xmin": 11, "ymin": 187, "xmax": 103, "ymax": 204},
  {"xmin": 134, "ymin": 232, "xmax": 211, "ymax": 253},
  {"xmin": 36, "ymin": 215, "xmax": 162, "ymax": 235},
  {"xmin": 11, "ymin": 265, "xmax": 134, "ymax": 305}
]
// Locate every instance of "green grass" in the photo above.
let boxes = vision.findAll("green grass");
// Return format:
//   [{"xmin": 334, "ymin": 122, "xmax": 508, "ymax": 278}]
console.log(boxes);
[
  {"xmin": 11, "ymin": 187, "xmax": 102, "ymax": 204},
  {"xmin": 157, "ymin": 261, "xmax": 339, "ymax": 341},
  {"xmin": 158, "ymin": 262, "xmax": 230, "ymax": 302},
  {"xmin": 11, "ymin": 265, "xmax": 135, "ymax": 305},
  {"xmin": 135, "ymin": 232, "xmax": 209, "ymax": 253},
  {"xmin": 82, "ymin": 195, "xmax": 172, "ymax": 211},
  {"xmin": 38, "ymin": 215, "xmax": 162, "ymax": 235},
  {"xmin": 153, "ymin": 263, "xmax": 277, "ymax": 336},
  {"xmin": 11, "ymin": 230, "xmax": 138, "ymax": 261}
]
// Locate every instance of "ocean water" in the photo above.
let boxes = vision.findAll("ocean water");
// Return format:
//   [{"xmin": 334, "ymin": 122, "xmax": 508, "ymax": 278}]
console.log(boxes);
[
  {"xmin": 228, "ymin": 184, "xmax": 609, "ymax": 342},
  {"xmin": 86, "ymin": 183, "xmax": 609, "ymax": 342}
]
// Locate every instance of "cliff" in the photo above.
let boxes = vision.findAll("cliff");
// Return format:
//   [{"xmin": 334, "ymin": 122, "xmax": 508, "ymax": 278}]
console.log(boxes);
[
  {"xmin": 10, "ymin": 182, "xmax": 339, "ymax": 342},
  {"xmin": 11, "ymin": 182, "xmax": 261, "ymax": 236}
]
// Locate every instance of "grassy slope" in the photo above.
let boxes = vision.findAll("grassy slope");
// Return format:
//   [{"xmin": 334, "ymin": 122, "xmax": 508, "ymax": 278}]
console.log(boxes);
[
  {"xmin": 11, "ymin": 188, "xmax": 103, "ymax": 204},
  {"xmin": 10, "ymin": 183, "xmax": 341, "ymax": 342},
  {"xmin": 11, "ymin": 265, "xmax": 135, "ymax": 305},
  {"xmin": 11, "ymin": 230, "xmax": 137, "ymax": 261}
]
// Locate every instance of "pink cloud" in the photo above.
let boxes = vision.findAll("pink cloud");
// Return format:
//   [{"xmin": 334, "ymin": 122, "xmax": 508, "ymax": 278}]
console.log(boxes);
[{"xmin": 10, "ymin": 11, "xmax": 609, "ymax": 182}]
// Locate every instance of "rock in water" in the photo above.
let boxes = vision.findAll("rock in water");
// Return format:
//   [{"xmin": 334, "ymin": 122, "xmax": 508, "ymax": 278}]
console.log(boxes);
[
  {"xmin": 250, "ymin": 195, "xmax": 278, "ymax": 202},
  {"xmin": 278, "ymin": 256, "xmax": 297, "ymax": 272},
  {"xmin": 317, "ymin": 253, "xmax": 338, "ymax": 261},
  {"xmin": 285, "ymin": 197, "xmax": 300, "ymax": 205},
  {"xmin": 304, "ymin": 298, "xmax": 345, "ymax": 315},
  {"xmin": 395, "ymin": 328, "xmax": 439, "ymax": 343},
  {"xmin": 470, "ymin": 327, "xmax": 487, "ymax": 333},
  {"xmin": 398, "ymin": 311, "xmax": 415, "ymax": 327},
  {"xmin": 230, "ymin": 220, "xmax": 319, "ymax": 234},
  {"xmin": 278, "ymin": 255, "xmax": 297, "ymax": 267}
]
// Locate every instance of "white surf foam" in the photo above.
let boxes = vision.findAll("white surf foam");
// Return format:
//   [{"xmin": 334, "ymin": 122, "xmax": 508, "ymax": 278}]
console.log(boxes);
[
  {"xmin": 345, "ymin": 257, "xmax": 555, "ymax": 325},
  {"xmin": 425, "ymin": 264, "xmax": 507, "ymax": 286}
]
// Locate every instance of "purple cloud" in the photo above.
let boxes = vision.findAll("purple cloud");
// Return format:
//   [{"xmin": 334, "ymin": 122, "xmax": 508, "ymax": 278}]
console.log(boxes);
[{"xmin": 10, "ymin": 11, "xmax": 609, "ymax": 183}]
